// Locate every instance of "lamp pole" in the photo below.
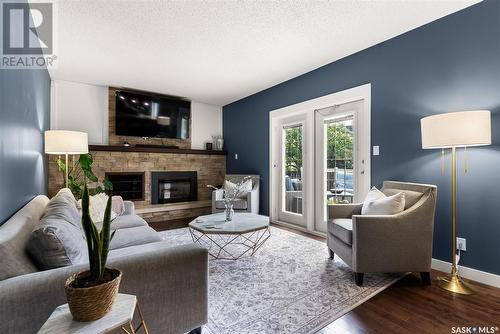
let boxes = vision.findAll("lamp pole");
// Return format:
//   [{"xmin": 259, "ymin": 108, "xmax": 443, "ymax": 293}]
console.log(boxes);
[
  {"xmin": 437, "ymin": 146, "xmax": 474, "ymax": 294},
  {"xmin": 65, "ymin": 153, "xmax": 69, "ymax": 188}
]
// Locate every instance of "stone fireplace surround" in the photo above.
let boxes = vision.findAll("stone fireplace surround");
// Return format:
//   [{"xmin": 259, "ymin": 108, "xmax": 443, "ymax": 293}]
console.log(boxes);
[{"xmin": 48, "ymin": 146, "xmax": 226, "ymax": 229}]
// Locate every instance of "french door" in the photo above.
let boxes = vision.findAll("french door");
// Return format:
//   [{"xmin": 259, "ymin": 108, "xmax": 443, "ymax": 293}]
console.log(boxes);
[
  {"xmin": 314, "ymin": 100, "xmax": 369, "ymax": 233},
  {"xmin": 270, "ymin": 84, "xmax": 371, "ymax": 234},
  {"xmin": 276, "ymin": 115, "xmax": 311, "ymax": 228}
]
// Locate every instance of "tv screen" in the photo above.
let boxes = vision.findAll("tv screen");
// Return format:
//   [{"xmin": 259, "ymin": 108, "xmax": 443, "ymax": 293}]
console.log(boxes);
[{"xmin": 115, "ymin": 90, "xmax": 190, "ymax": 139}]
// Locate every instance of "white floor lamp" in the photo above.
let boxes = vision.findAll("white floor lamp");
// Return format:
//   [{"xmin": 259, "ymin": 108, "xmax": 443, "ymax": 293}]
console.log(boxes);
[
  {"xmin": 44, "ymin": 130, "xmax": 89, "ymax": 187},
  {"xmin": 421, "ymin": 110, "xmax": 491, "ymax": 294}
]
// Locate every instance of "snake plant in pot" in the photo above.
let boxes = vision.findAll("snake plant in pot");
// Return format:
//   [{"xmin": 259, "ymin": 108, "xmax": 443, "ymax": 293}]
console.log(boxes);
[{"xmin": 64, "ymin": 184, "xmax": 121, "ymax": 322}]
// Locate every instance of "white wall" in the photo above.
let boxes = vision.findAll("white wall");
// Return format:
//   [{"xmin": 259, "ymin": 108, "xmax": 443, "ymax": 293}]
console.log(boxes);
[
  {"xmin": 190, "ymin": 102, "xmax": 223, "ymax": 149},
  {"xmin": 50, "ymin": 80, "xmax": 223, "ymax": 147},
  {"xmin": 50, "ymin": 80, "xmax": 108, "ymax": 144}
]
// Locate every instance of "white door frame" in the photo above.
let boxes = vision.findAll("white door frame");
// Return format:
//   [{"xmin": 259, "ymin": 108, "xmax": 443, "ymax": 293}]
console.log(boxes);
[
  {"xmin": 314, "ymin": 99, "xmax": 368, "ymax": 233},
  {"xmin": 270, "ymin": 109, "xmax": 314, "ymax": 230},
  {"xmin": 269, "ymin": 83, "xmax": 371, "ymax": 235},
  {"xmin": 277, "ymin": 117, "xmax": 308, "ymax": 227}
]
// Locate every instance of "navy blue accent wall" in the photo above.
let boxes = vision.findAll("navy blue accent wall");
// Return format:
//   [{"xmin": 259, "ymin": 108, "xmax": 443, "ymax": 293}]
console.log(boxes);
[
  {"xmin": 223, "ymin": 0, "xmax": 500, "ymax": 274},
  {"xmin": 0, "ymin": 68, "xmax": 51, "ymax": 224}
]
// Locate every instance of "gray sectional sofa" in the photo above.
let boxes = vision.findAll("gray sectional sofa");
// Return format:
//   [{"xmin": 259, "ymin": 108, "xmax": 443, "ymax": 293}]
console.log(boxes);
[{"xmin": 0, "ymin": 189, "xmax": 208, "ymax": 334}]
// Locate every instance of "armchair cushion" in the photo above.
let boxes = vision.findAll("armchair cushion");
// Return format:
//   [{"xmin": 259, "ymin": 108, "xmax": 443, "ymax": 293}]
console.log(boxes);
[
  {"xmin": 224, "ymin": 179, "xmax": 252, "ymax": 198},
  {"xmin": 361, "ymin": 188, "xmax": 405, "ymax": 215},
  {"xmin": 328, "ymin": 218, "xmax": 353, "ymax": 245},
  {"xmin": 383, "ymin": 188, "xmax": 423, "ymax": 210},
  {"xmin": 215, "ymin": 199, "xmax": 248, "ymax": 210}
]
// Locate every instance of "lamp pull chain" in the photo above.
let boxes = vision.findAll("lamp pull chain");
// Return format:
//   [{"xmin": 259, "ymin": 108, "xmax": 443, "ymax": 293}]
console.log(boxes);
[
  {"xmin": 441, "ymin": 148, "xmax": 445, "ymax": 175},
  {"xmin": 463, "ymin": 146, "xmax": 468, "ymax": 174}
]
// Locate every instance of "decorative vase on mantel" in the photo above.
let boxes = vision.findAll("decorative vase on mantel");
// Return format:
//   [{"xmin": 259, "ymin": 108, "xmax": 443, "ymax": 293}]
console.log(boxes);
[{"xmin": 225, "ymin": 202, "xmax": 234, "ymax": 221}]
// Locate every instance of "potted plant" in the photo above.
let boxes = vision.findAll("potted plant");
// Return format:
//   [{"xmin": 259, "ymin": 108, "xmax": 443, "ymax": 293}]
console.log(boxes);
[
  {"xmin": 64, "ymin": 184, "xmax": 121, "ymax": 321},
  {"xmin": 56, "ymin": 153, "xmax": 113, "ymax": 199}
]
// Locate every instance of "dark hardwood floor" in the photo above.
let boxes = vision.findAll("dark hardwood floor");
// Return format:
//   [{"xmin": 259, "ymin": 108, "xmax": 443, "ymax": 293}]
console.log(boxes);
[{"xmin": 272, "ymin": 224, "xmax": 500, "ymax": 334}]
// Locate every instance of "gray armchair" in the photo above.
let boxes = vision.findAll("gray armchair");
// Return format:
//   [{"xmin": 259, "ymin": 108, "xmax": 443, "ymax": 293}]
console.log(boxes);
[
  {"xmin": 327, "ymin": 181, "xmax": 437, "ymax": 286},
  {"xmin": 212, "ymin": 174, "xmax": 260, "ymax": 214}
]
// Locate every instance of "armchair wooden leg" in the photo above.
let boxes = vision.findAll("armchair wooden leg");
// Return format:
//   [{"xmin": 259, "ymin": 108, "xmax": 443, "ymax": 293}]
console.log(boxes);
[
  {"xmin": 328, "ymin": 249, "xmax": 334, "ymax": 260},
  {"xmin": 355, "ymin": 273, "xmax": 364, "ymax": 286},
  {"xmin": 420, "ymin": 272, "xmax": 431, "ymax": 286}
]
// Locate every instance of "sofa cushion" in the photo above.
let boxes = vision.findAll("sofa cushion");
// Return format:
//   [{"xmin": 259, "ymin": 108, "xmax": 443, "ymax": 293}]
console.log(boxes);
[
  {"xmin": 328, "ymin": 218, "xmax": 353, "ymax": 245},
  {"xmin": 112, "ymin": 196, "xmax": 126, "ymax": 216},
  {"xmin": 109, "ymin": 226, "xmax": 162, "ymax": 250},
  {"xmin": 0, "ymin": 196, "xmax": 49, "ymax": 281},
  {"xmin": 27, "ymin": 189, "xmax": 87, "ymax": 269},
  {"xmin": 215, "ymin": 199, "xmax": 248, "ymax": 210},
  {"xmin": 383, "ymin": 188, "xmax": 423, "ymax": 210},
  {"xmin": 27, "ymin": 217, "xmax": 87, "ymax": 269},
  {"xmin": 77, "ymin": 192, "xmax": 117, "ymax": 223},
  {"xmin": 41, "ymin": 188, "xmax": 80, "ymax": 227},
  {"xmin": 94, "ymin": 214, "xmax": 148, "ymax": 231}
]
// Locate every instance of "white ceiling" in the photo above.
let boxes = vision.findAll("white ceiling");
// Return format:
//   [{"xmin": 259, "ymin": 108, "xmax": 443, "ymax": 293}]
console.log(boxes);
[{"xmin": 46, "ymin": 0, "xmax": 480, "ymax": 106}]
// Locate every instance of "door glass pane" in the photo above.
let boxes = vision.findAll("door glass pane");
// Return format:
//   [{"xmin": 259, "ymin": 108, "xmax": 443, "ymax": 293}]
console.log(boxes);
[
  {"xmin": 283, "ymin": 125, "xmax": 303, "ymax": 215},
  {"xmin": 326, "ymin": 116, "xmax": 354, "ymax": 215}
]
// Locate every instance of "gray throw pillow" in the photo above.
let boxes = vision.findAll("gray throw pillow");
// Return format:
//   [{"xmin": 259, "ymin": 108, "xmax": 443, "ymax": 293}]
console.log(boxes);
[
  {"xmin": 41, "ymin": 188, "xmax": 81, "ymax": 227},
  {"xmin": 27, "ymin": 218, "xmax": 87, "ymax": 269},
  {"xmin": 26, "ymin": 188, "xmax": 87, "ymax": 269}
]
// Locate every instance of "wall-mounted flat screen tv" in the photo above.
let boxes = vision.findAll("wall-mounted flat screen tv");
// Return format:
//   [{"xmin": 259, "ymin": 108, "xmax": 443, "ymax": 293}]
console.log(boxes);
[{"xmin": 115, "ymin": 90, "xmax": 190, "ymax": 139}]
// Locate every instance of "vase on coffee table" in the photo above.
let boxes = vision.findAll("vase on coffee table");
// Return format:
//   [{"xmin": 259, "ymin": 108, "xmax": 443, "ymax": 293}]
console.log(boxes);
[{"xmin": 224, "ymin": 202, "xmax": 234, "ymax": 221}]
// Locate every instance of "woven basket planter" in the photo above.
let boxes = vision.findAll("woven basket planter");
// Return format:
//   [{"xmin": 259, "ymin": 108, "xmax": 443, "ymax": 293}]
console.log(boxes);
[{"xmin": 64, "ymin": 268, "xmax": 122, "ymax": 322}]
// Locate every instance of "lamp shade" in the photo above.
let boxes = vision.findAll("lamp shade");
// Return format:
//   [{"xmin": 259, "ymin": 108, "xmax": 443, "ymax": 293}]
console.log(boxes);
[
  {"xmin": 44, "ymin": 130, "xmax": 89, "ymax": 154},
  {"xmin": 421, "ymin": 110, "xmax": 491, "ymax": 149}
]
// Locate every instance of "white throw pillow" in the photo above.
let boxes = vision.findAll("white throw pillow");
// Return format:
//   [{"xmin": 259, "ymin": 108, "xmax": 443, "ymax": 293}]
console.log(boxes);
[
  {"xmin": 224, "ymin": 179, "xmax": 253, "ymax": 199},
  {"xmin": 77, "ymin": 193, "xmax": 117, "ymax": 223},
  {"xmin": 361, "ymin": 187, "xmax": 405, "ymax": 215}
]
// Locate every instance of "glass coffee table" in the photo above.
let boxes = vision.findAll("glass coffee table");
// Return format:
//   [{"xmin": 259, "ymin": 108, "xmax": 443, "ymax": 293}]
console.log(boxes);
[{"xmin": 188, "ymin": 213, "xmax": 271, "ymax": 260}]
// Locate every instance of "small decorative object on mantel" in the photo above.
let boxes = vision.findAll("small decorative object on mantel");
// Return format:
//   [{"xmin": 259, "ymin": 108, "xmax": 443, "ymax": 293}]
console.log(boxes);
[
  {"xmin": 205, "ymin": 142, "xmax": 213, "ymax": 150},
  {"xmin": 212, "ymin": 136, "xmax": 224, "ymax": 151},
  {"xmin": 64, "ymin": 184, "xmax": 121, "ymax": 322},
  {"xmin": 207, "ymin": 176, "xmax": 251, "ymax": 221}
]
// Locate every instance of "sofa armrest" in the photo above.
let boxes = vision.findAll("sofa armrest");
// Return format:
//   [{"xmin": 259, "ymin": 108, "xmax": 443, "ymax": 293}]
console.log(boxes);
[
  {"xmin": 0, "ymin": 242, "xmax": 208, "ymax": 334},
  {"xmin": 246, "ymin": 189, "xmax": 259, "ymax": 214},
  {"xmin": 351, "ymin": 193, "xmax": 436, "ymax": 273},
  {"xmin": 328, "ymin": 203, "xmax": 362, "ymax": 220},
  {"xmin": 123, "ymin": 200, "xmax": 135, "ymax": 215},
  {"xmin": 212, "ymin": 189, "xmax": 224, "ymax": 212}
]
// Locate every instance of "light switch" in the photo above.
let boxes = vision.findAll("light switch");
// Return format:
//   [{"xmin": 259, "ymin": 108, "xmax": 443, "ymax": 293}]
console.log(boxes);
[
  {"xmin": 235, "ymin": 153, "xmax": 238, "ymax": 160},
  {"xmin": 373, "ymin": 146, "xmax": 380, "ymax": 156}
]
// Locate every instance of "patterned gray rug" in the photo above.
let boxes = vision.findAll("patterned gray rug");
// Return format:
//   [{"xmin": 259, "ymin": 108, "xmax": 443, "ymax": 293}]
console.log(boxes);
[{"xmin": 160, "ymin": 227, "xmax": 403, "ymax": 334}]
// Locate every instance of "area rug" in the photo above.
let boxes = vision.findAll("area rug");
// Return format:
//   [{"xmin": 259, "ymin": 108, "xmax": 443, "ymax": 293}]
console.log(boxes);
[{"xmin": 160, "ymin": 227, "xmax": 403, "ymax": 334}]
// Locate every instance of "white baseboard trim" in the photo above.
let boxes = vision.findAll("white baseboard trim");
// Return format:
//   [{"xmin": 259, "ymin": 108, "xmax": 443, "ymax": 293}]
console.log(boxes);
[{"xmin": 431, "ymin": 258, "xmax": 500, "ymax": 288}]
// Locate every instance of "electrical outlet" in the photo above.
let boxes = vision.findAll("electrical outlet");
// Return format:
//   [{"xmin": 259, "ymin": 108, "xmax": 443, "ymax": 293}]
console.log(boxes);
[{"xmin": 457, "ymin": 237, "xmax": 466, "ymax": 251}]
